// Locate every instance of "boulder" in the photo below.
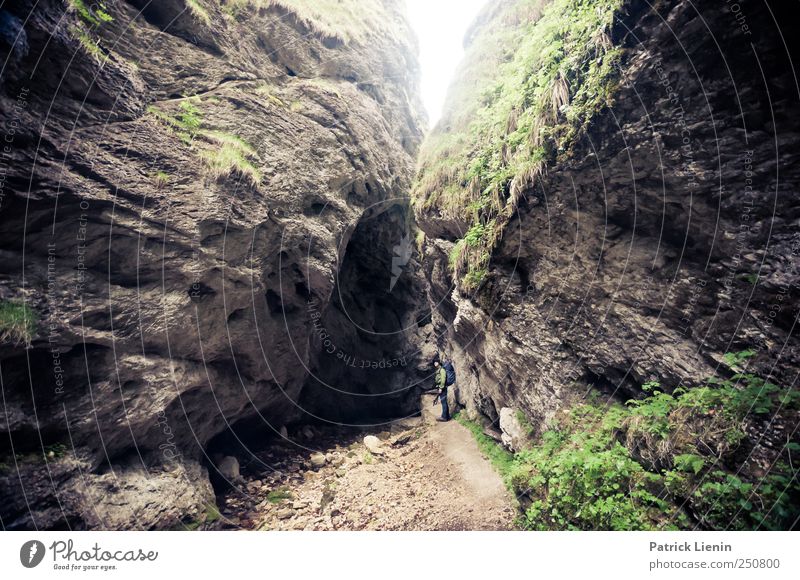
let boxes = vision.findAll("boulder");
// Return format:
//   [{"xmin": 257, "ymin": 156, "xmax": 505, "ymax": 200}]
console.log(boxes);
[
  {"xmin": 483, "ymin": 426, "xmax": 503, "ymax": 442},
  {"xmin": 499, "ymin": 408, "xmax": 528, "ymax": 452},
  {"xmin": 309, "ymin": 453, "xmax": 327, "ymax": 468}
]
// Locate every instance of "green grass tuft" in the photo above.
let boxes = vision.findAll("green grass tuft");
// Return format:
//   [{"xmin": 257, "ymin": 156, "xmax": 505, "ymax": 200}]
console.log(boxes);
[
  {"xmin": 200, "ymin": 141, "xmax": 261, "ymax": 186},
  {"xmin": 267, "ymin": 489, "xmax": 293, "ymax": 503},
  {"xmin": 186, "ymin": 0, "xmax": 212, "ymax": 24},
  {"xmin": 68, "ymin": 0, "xmax": 113, "ymax": 27},
  {"xmin": 70, "ymin": 26, "xmax": 107, "ymax": 62},
  {"xmin": 148, "ymin": 101, "xmax": 261, "ymax": 185},
  {"xmin": 0, "ymin": 301, "xmax": 37, "ymax": 346},
  {"xmin": 153, "ymin": 171, "xmax": 170, "ymax": 189},
  {"xmin": 147, "ymin": 101, "xmax": 202, "ymax": 143}
]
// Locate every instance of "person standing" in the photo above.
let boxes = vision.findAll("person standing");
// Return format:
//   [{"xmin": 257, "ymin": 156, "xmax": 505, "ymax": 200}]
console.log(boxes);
[{"xmin": 432, "ymin": 354, "xmax": 456, "ymax": 421}]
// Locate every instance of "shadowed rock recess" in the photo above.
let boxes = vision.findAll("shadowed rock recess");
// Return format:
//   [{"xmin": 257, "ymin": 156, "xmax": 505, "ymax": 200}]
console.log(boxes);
[
  {"xmin": 0, "ymin": 0, "xmax": 425, "ymax": 529},
  {"xmin": 1, "ymin": 0, "xmax": 798, "ymax": 531}
]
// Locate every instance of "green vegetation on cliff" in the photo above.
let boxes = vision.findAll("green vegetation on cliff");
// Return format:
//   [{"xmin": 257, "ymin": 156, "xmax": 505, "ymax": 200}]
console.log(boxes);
[
  {"xmin": 413, "ymin": 0, "xmax": 625, "ymax": 289},
  {"xmin": 219, "ymin": 0, "xmax": 398, "ymax": 44},
  {"xmin": 148, "ymin": 99, "xmax": 261, "ymax": 185},
  {"xmin": 67, "ymin": 0, "xmax": 113, "ymax": 27},
  {"xmin": 512, "ymin": 403, "xmax": 675, "ymax": 530},
  {"xmin": 463, "ymin": 352, "xmax": 800, "ymax": 530},
  {"xmin": 66, "ymin": 0, "xmax": 113, "ymax": 62}
]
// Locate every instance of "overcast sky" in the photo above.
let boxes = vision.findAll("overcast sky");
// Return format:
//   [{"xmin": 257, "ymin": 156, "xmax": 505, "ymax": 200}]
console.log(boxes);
[{"xmin": 405, "ymin": 0, "xmax": 488, "ymax": 128}]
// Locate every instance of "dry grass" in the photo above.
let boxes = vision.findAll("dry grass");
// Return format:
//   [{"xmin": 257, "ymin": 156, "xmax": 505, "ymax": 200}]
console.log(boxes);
[
  {"xmin": 186, "ymin": 0, "xmax": 212, "ymax": 24},
  {"xmin": 224, "ymin": 0, "xmax": 393, "ymax": 44},
  {"xmin": 198, "ymin": 130, "xmax": 261, "ymax": 186},
  {"xmin": 622, "ymin": 406, "xmax": 742, "ymax": 472}
]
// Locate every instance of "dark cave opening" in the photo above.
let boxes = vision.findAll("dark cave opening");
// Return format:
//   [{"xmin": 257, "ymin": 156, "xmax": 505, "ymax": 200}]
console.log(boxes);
[
  {"xmin": 202, "ymin": 205, "xmax": 431, "ymax": 485},
  {"xmin": 298, "ymin": 205, "xmax": 429, "ymax": 424}
]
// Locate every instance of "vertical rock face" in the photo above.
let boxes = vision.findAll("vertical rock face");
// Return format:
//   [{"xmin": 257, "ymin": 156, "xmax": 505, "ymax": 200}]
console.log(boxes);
[
  {"xmin": 0, "ymin": 0, "xmax": 425, "ymax": 529},
  {"xmin": 414, "ymin": 0, "xmax": 799, "ymax": 527}
]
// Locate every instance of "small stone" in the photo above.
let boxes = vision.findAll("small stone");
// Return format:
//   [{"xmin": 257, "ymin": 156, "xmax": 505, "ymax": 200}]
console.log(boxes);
[
  {"xmin": 335, "ymin": 468, "xmax": 347, "ymax": 478},
  {"xmin": 279, "ymin": 425, "xmax": 288, "ymax": 439},
  {"xmin": 309, "ymin": 453, "xmax": 327, "ymax": 468},
  {"xmin": 217, "ymin": 456, "xmax": 240, "ymax": 480},
  {"xmin": 363, "ymin": 435, "xmax": 384, "ymax": 455},
  {"xmin": 277, "ymin": 508, "xmax": 294, "ymax": 520},
  {"xmin": 302, "ymin": 425, "xmax": 315, "ymax": 440}
]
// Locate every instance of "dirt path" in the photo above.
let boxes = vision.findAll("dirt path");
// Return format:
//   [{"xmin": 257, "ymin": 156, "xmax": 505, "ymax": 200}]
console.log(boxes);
[{"xmin": 219, "ymin": 395, "xmax": 516, "ymax": 531}]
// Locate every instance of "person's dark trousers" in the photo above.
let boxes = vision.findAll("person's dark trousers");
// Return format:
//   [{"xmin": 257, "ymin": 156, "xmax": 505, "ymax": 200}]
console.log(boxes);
[{"xmin": 440, "ymin": 388, "xmax": 450, "ymax": 420}]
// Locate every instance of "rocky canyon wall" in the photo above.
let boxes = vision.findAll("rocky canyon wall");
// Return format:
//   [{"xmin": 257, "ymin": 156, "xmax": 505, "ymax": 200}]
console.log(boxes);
[
  {"xmin": 414, "ymin": 0, "xmax": 799, "ymax": 528},
  {"xmin": 0, "ymin": 0, "xmax": 425, "ymax": 529}
]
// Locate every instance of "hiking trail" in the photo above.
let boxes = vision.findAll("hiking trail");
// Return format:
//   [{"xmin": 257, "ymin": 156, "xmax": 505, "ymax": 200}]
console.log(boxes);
[{"xmin": 216, "ymin": 393, "xmax": 516, "ymax": 531}]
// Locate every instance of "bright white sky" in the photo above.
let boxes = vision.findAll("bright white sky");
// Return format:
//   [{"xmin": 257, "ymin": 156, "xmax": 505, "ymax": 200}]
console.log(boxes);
[{"xmin": 405, "ymin": 0, "xmax": 488, "ymax": 128}]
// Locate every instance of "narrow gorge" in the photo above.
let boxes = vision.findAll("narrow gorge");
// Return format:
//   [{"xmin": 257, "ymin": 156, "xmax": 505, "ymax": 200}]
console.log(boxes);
[{"xmin": 0, "ymin": 0, "xmax": 797, "ymax": 531}]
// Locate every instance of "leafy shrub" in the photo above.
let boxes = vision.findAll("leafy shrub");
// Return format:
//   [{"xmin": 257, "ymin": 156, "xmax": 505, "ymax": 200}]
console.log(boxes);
[
  {"xmin": 510, "ymin": 404, "xmax": 674, "ymax": 530},
  {"xmin": 685, "ymin": 468, "xmax": 799, "ymax": 531},
  {"xmin": 460, "ymin": 351, "xmax": 798, "ymax": 530},
  {"xmin": 624, "ymin": 353, "xmax": 800, "ymax": 465},
  {"xmin": 177, "ymin": 101, "xmax": 202, "ymax": 135},
  {"xmin": 672, "ymin": 453, "xmax": 705, "ymax": 475}
]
